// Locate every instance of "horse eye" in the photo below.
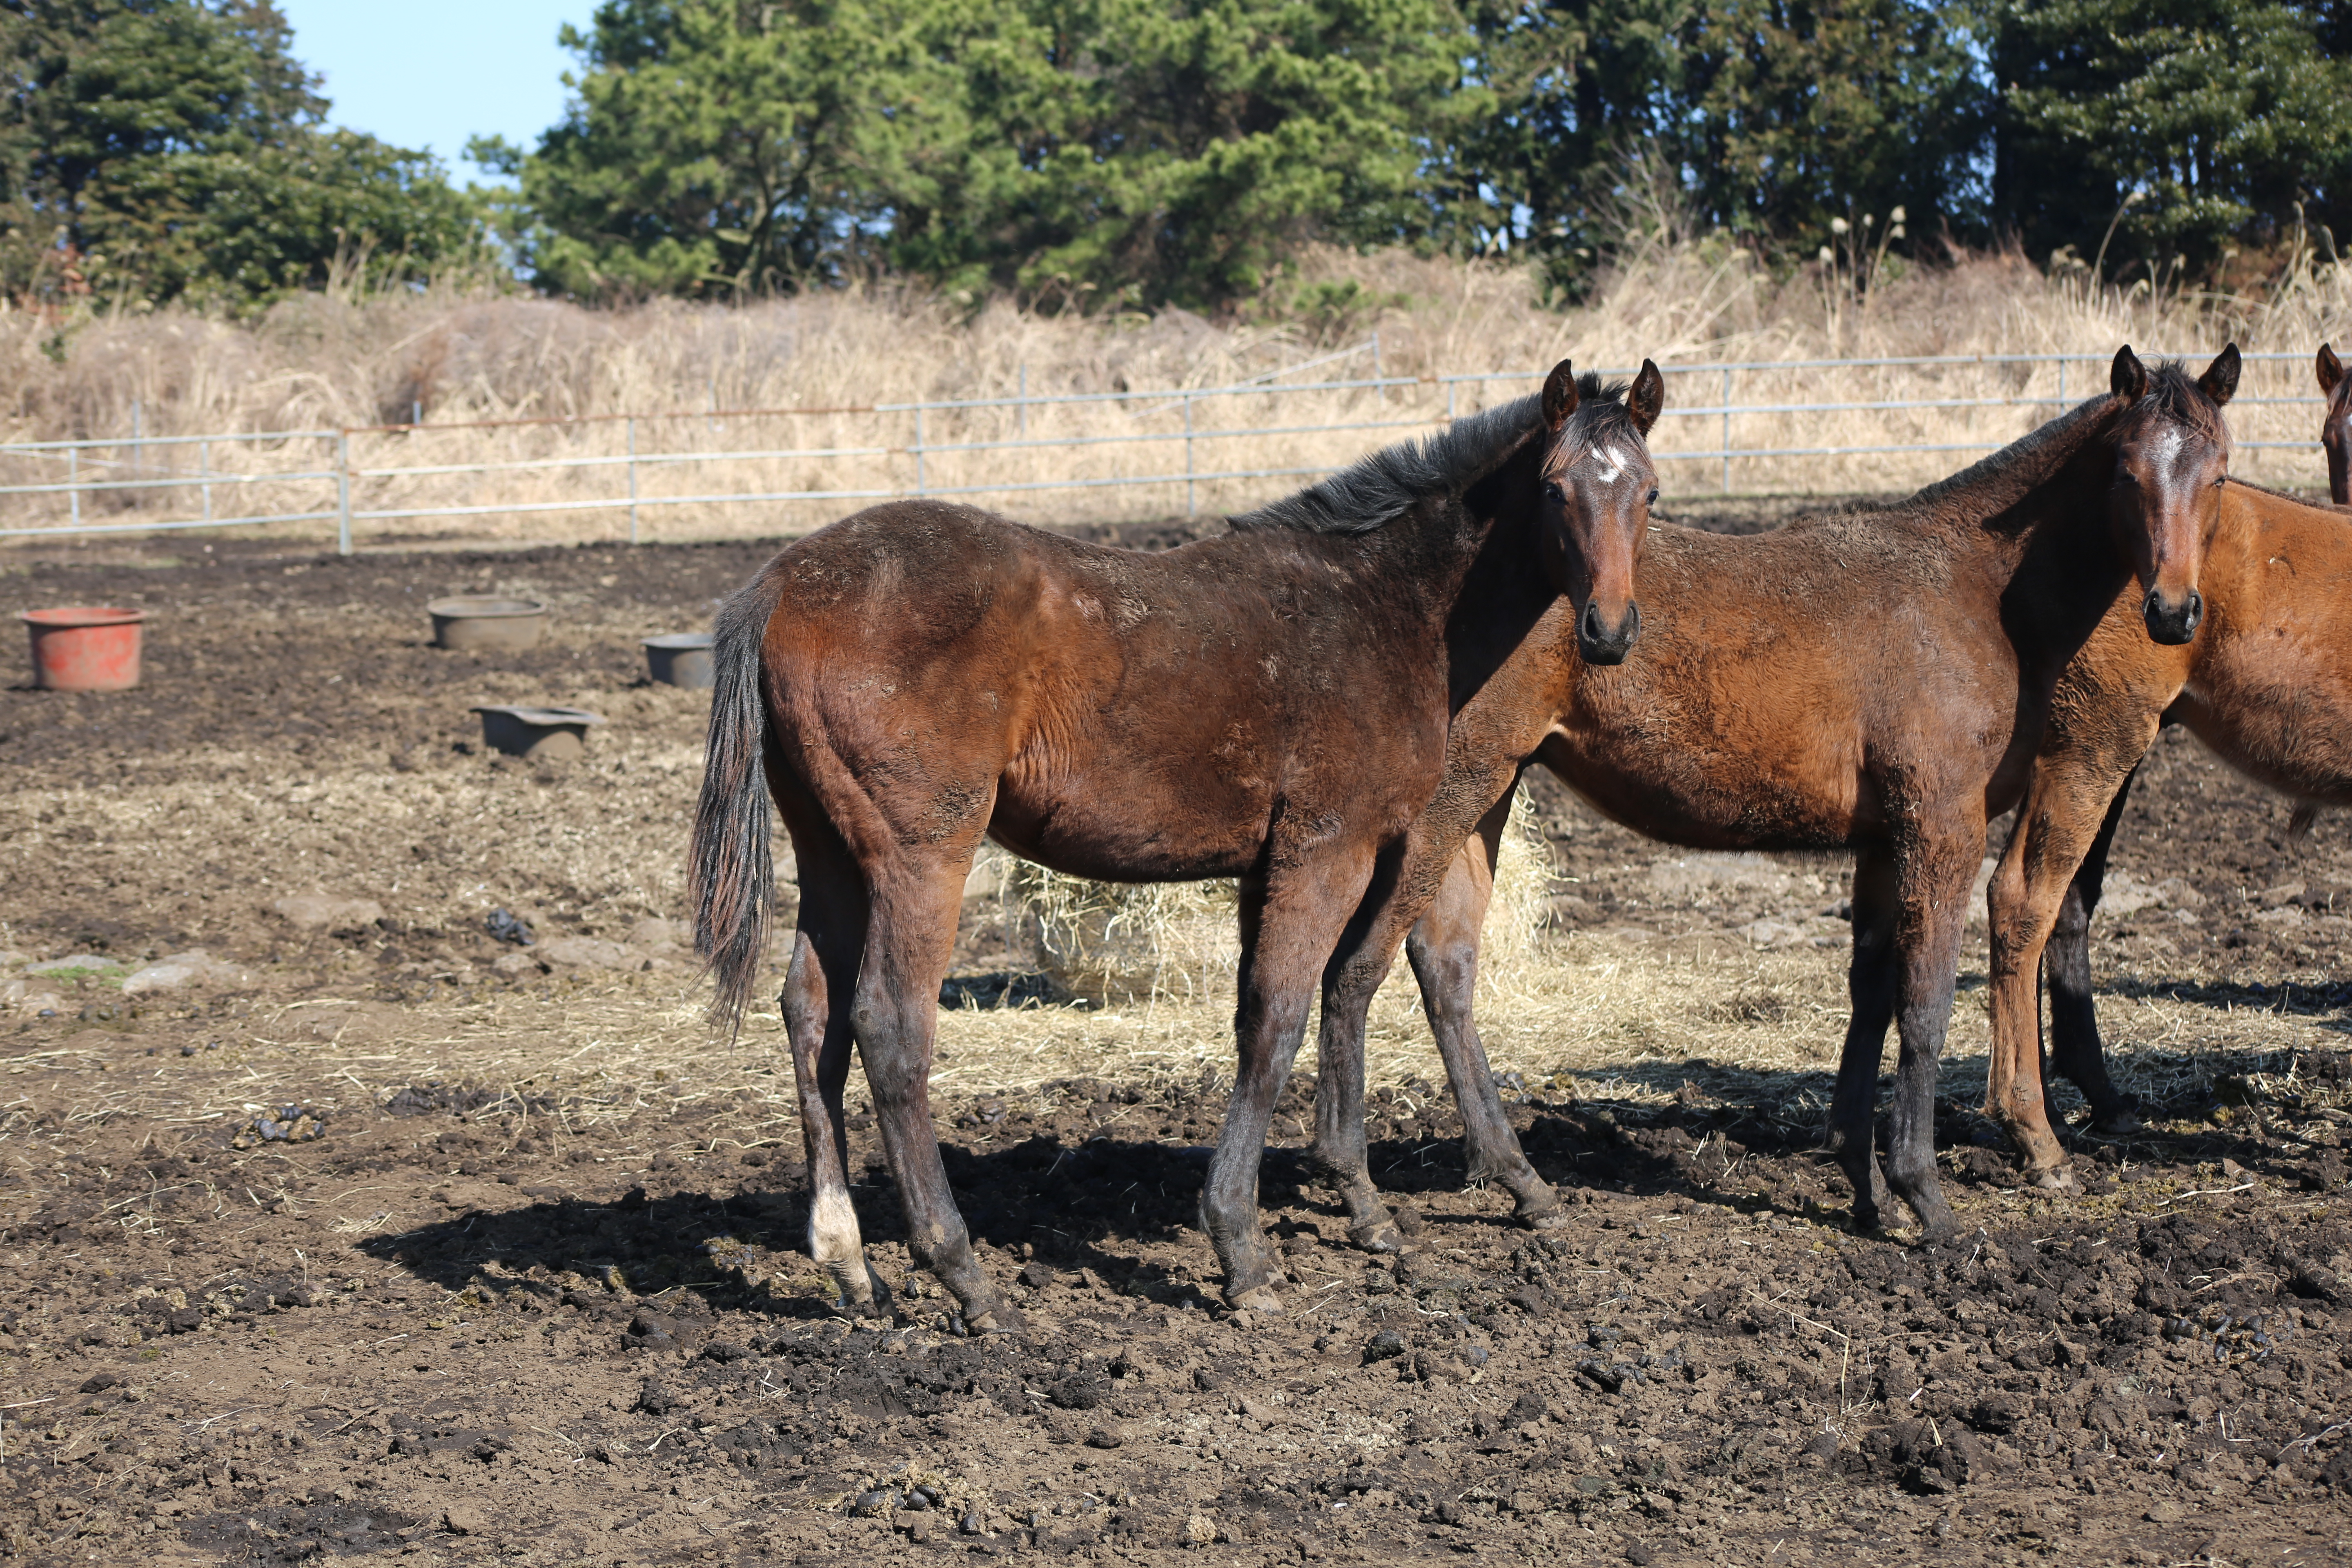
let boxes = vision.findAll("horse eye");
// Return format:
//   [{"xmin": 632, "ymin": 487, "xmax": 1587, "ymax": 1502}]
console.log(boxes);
[
  {"xmin": 1543, "ymin": 481, "xmax": 1565, "ymax": 503},
  {"xmin": 1645, "ymin": 488, "xmax": 1659, "ymax": 506}
]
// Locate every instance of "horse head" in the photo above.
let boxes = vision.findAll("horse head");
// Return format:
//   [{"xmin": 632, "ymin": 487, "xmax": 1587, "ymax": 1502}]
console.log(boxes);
[
  {"xmin": 2318, "ymin": 343, "xmax": 2352, "ymax": 505},
  {"xmin": 1536, "ymin": 357, "xmax": 1665, "ymax": 666},
  {"xmin": 2106, "ymin": 343, "xmax": 2237, "ymax": 646}
]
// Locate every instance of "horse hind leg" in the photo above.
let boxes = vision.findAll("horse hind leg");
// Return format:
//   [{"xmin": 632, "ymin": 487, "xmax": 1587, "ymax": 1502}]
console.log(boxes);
[
  {"xmin": 780, "ymin": 834, "xmax": 892, "ymax": 1316},
  {"xmin": 1826, "ymin": 849, "xmax": 1900, "ymax": 1232},
  {"xmin": 1878, "ymin": 819, "xmax": 1984, "ymax": 1245}
]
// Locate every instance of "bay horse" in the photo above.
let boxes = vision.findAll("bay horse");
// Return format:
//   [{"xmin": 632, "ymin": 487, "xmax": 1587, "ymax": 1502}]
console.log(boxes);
[
  {"xmin": 690, "ymin": 359, "xmax": 1665, "ymax": 1324},
  {"xmin": 1301, "ymin": 346, "xmax": 2238, "ymax": 1247},
  {"xmin": 1981, "ymin": 344, "xmax": 2352, "ymax": 1180}
]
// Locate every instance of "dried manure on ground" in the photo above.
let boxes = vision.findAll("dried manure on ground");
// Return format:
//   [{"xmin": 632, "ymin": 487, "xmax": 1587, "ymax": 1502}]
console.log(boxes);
[{"xmin": 2, "ymin": 526, "xmax": 2352, "ymax": 1564}]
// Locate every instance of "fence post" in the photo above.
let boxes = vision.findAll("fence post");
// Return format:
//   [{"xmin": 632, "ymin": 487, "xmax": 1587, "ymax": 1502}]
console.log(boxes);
[
  {"xmin": 131, "ymin": 400, "xmax": 142, "ymax": 483},
  {"xmin": 67, "ymin": 445, "xmax": 78, "ymax": 530},
  {"xmin": 2057, "ymin": 356, "xmax": 2066, "ymax": 406},
  {"xmin": 336, "ymin": 430, "xmax": 352, "ymax": 555},
  {"xmin": 626, "ymin": 416, "xmax": 639, "ymax": 546},
  {"xmin": 1185, "ymin": 394, "xmax": 1196, "ymax": 516},
  {"xmin": 913, "ymin": 405, "xmax": 927, "ymax": 496},
  {"xmin": 199, "ymin": 439, "xmax": 212, "ymax": 523},
  {"xmin": 1372, "ymin": 332, "xmax": 1384, "ymax": 402},
  {"xmin": 1720, "ymin": 368, "xmax": 1732, "ymax": 494}
]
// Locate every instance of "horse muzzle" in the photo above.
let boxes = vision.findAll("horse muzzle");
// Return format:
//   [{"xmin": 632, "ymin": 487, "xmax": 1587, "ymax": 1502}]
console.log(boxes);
[
  {"xmin": 1578, "ymin": 599, "xmax": 1642, "ymax": 666},
  {"xmin": 2142, "ymin": 587, "xmax": 2202, "ymax": 646}
]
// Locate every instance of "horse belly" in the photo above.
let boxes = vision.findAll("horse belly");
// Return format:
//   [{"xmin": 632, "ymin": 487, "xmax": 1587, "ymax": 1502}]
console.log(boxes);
[{"xmin": 988, "ymin": 772, "xmax": 1266, "ymax": 882}]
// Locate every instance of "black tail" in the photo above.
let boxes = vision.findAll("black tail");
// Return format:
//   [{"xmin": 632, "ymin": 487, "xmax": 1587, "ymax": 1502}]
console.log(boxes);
[{"xmin": 691, "ymin": 571, "xmax": 786, "ymax": 1042}]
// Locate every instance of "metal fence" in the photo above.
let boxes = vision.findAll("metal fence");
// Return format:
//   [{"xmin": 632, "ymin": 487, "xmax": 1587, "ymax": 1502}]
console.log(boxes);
[{"xmin": 0, "ymin": 345, "xmax": 2328, "ymax": 552}]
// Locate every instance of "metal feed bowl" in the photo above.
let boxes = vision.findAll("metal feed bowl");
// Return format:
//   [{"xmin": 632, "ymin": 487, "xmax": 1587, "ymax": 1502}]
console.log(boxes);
[
  {"xmin": 472, "ymin": 705, "xmax": 605, "ymax": 760},
  {"xmin": 643, "ymin": 632, "xmax": 716, "ymax": 688},
  {"xmin": 429, "ymin": 596, "xmax": 548, "ymax": 652}
]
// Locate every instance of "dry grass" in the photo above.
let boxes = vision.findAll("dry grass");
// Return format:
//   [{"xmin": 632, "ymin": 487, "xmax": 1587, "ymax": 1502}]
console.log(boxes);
[{"xmin": 5, "ymin": 243, "xmax": 2351, "ymax": 549}]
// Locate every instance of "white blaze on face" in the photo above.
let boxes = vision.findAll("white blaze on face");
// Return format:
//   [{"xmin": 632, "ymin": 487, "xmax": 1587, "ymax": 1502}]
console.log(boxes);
[{"xmin": 1592, "ymin": 444, "xmax": 1627, "ymax": 484}]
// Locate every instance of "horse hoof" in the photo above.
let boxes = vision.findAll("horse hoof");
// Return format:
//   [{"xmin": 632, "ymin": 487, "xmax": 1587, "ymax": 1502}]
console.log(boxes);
[
  {"xmin": 2030, "ymin": 1166, "xmax": 2082, "ymax": 1194},
  {"xmin": 1347, "ymin": 1218, "xmax": 1403, "ymax": 1254},
  {"xmin": 965, "ymin": 1302, "xmax": 1029, "ymax": 1337},
  {"xmin": 1515, "ymin": 1200, "xmax": 1570, "ymax": 1232},
  {"xmin": 2091, "ymin": 1110, "xmax": 2143, "ymax": 1137},
  {"xmin": 1227, "ymin": 1285, "xmax": 1285, "ymax": 1314}
]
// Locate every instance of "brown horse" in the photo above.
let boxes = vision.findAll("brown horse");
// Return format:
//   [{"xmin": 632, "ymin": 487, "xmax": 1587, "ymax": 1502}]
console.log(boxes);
[
  {"xmin": 690, "ymin": 359, "xmax": 1664, "ymax": 1324},
  {"xmin": 1983, "ymin": 347, "xmax": 2352, "ymax": 1178},
  {"xmin": 1303, "ymin": 347, "xmax": 2239, "ymax": 1246}
]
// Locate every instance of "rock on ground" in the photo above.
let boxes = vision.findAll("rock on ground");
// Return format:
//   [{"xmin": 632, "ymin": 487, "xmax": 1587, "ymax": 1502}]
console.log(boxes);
[
  {"xmin": 269, "ymin": 893, "xmax": 386, "ymax": 931},
  {"xmin": 121, "ymin": 950, "xmax": 251, "ymax": 996}
]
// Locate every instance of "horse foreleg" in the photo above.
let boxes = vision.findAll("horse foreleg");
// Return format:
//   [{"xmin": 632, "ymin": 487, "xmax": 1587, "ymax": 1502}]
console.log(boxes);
[
  {"xmin": 2045, "ymin": 768, "xmax": 2141, "ymax": 1134},
  {"xmin": 1406, "ymin": 811, "xmax": 1562, "ymax": 1229},
  {"xmin": 1987, "ymin": 746, "xmax": 2148, "ymax": 1188},
  {"xmin": 1209, "ymin": 850, "xmax": 1377, "ymax": 1312},
  {"xmin": 854, "ymin": 857, "xmax": 1025, "ymax": 1336},
  {"xmin": 1826, "ymin": 849, "xmax": 1900, "ymax": 1232}
]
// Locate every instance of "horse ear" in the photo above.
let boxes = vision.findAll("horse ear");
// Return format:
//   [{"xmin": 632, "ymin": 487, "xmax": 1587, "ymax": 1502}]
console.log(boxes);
[
  {"xmin": 1541, "ymin": 360, "xmax": 1578, "ymax": 433},
  {"xmin": 2110, "ymin": 345, "xmax": 2147, "ymax": 401},
  {"xmin": 2320, "ymin": 343, "xmax": 2344, "ymax": 397},
  {"xmin": 2198, "ymin": 343, "xmax": 2241, "ymax": 407},
  {"xmin": 1627, "ymin": 359, "xmax": 1665, "ymax": 436}
]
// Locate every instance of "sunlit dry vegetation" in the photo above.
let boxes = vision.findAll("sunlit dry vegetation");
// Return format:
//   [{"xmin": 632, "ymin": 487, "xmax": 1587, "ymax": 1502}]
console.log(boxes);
[{"xmin": 6, "ymin": 241, "xmax": 2352, "ymax": 548}]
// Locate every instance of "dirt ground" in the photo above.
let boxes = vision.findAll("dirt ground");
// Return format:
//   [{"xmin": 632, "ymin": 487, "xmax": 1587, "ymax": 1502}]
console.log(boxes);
[{"xmin": 4, "ymin": 512, "xmax": 2352, "ymax": 1568}]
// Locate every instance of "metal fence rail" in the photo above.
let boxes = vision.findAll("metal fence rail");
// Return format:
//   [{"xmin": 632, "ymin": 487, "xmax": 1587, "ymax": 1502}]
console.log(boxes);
[{"xmin": 0, "ymin": 345, "xmax": 2329, "ymax": 551}]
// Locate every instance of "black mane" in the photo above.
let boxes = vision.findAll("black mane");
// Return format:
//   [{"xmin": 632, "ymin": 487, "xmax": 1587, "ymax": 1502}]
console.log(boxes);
[{"xmin": 1232, "ymin": 374, "xmax": 1639, "ymax": 537}]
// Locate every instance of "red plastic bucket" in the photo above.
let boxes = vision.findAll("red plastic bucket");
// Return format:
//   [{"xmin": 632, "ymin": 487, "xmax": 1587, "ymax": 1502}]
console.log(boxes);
[{"xmin": 22, "ymin": 606, "xmax": 144, "ymax": 692}]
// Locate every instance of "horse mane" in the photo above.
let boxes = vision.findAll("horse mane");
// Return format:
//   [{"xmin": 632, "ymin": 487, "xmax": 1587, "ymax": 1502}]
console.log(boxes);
[
  {"xmin": 1232, "ymin": 375, "xmax": 1636, "ymax": 536},
  {"xmin": 1891, "ymin": 388, "xmax": 2127, "ymax": 523}
]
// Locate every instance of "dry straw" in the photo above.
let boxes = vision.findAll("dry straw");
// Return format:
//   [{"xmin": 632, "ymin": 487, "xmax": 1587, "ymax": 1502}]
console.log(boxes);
[{"xmin": 4, "ymin": 241, "xmax": 2349, "ymax": 546}]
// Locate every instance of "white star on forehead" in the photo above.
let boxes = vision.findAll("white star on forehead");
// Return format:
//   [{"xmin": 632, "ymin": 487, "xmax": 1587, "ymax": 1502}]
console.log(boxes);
[{"xmin": 1591, "ymin": 444, "xmax": 1627, "ymax": 483}]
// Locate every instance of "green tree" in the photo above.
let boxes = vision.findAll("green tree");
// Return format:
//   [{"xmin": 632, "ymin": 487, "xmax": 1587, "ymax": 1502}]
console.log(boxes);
[
  {"xmin": 1446, "ymin": 0, "xmax": 1981, "ymax": 281},
  {"xmin": 1990, "ymin": 0, "xmax": 2352, "ymax": 273},
  {"xmin": 499, "ymin": 0, "xmax": 890, "ymax": 298},
  {"xmin": 508, "ymin": 0, "xmax": 1478, "ymax": 309},
  {"xmin": 1677, "ymin": 0, "xmax": 1983, "ymax": 244},
  {"xmin": 0, "ymin": 0, "xmax": 484, "ymax": 310}
]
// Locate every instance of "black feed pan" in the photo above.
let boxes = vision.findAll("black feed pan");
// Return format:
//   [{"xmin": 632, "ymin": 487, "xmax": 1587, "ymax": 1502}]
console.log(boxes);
[
  {"xmin": 644, "ymin": 633, "xmax": 715, "ymax": 689},
  {"xmin": 473, "ymin": 705, "xmax": 604, "ymax": 760}
]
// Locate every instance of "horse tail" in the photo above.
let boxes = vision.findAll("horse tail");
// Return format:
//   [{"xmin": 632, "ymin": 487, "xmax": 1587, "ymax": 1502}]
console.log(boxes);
[{"xmin": 692, "ymin": 570, "xmax": 786, "ymax": 1043}]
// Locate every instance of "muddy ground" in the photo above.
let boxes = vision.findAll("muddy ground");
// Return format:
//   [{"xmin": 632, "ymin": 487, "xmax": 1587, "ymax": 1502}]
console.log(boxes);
[{"xmin": 3, "ymin": 514, "xmax": 2352, "ymax": 1567}]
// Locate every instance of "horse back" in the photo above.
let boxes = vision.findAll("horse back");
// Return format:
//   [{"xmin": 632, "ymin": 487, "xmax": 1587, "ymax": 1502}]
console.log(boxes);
[{"xmin": 752, "ymin": 501, "xmax": 1459, "ymax": 879}]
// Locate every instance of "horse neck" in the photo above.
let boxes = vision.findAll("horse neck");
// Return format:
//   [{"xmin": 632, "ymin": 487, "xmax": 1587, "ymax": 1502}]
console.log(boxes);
[
  {"xmin": 1358, "ymin": 467, "xmax": 1531, "ymax": 625},
  {"xmin": 1907, "ymin": 397, "xmax": 2130, "ymax": 585}
]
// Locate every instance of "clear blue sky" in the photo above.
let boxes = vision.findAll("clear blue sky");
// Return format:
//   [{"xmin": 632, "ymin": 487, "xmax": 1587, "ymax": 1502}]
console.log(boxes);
[{"xmin": 277, "ymin": 1, "xmax": 596, "ymax": 181}]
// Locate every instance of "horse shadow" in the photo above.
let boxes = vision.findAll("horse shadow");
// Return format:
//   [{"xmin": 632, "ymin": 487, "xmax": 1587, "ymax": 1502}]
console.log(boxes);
[{"xmin": 356, "ymin": 1015, "xmax": 2348, "ymax": 1318}]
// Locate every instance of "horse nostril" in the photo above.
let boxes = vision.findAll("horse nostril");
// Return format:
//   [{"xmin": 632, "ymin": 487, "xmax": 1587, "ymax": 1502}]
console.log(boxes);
[
  {"xmin": 1581, "ymin": 601, "xmax": 1602, "ymax": 640},
  {"xmin": 2187, "ymin": 589, "xmax": 2204, "ymax": 627}
]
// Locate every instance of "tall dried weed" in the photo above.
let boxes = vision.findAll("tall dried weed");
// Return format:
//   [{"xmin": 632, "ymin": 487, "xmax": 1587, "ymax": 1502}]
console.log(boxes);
[{"xmin": 6, "ymin": 244, "xmax": 2349, "ymax": 546}]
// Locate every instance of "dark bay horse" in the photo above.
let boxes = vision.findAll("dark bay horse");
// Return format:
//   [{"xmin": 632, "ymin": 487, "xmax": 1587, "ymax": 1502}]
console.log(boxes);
[
  {"xmin": 1982, "ymin": 347, "xmax": 2352, "ymax": 1180},
  {"xmin": 1302, "ymin": 347, "xmax": 2239, "ymax": 1246},
  {"xmin": 690, "ymin": 360, "xmax": 1665, "ymax": 1324}
]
